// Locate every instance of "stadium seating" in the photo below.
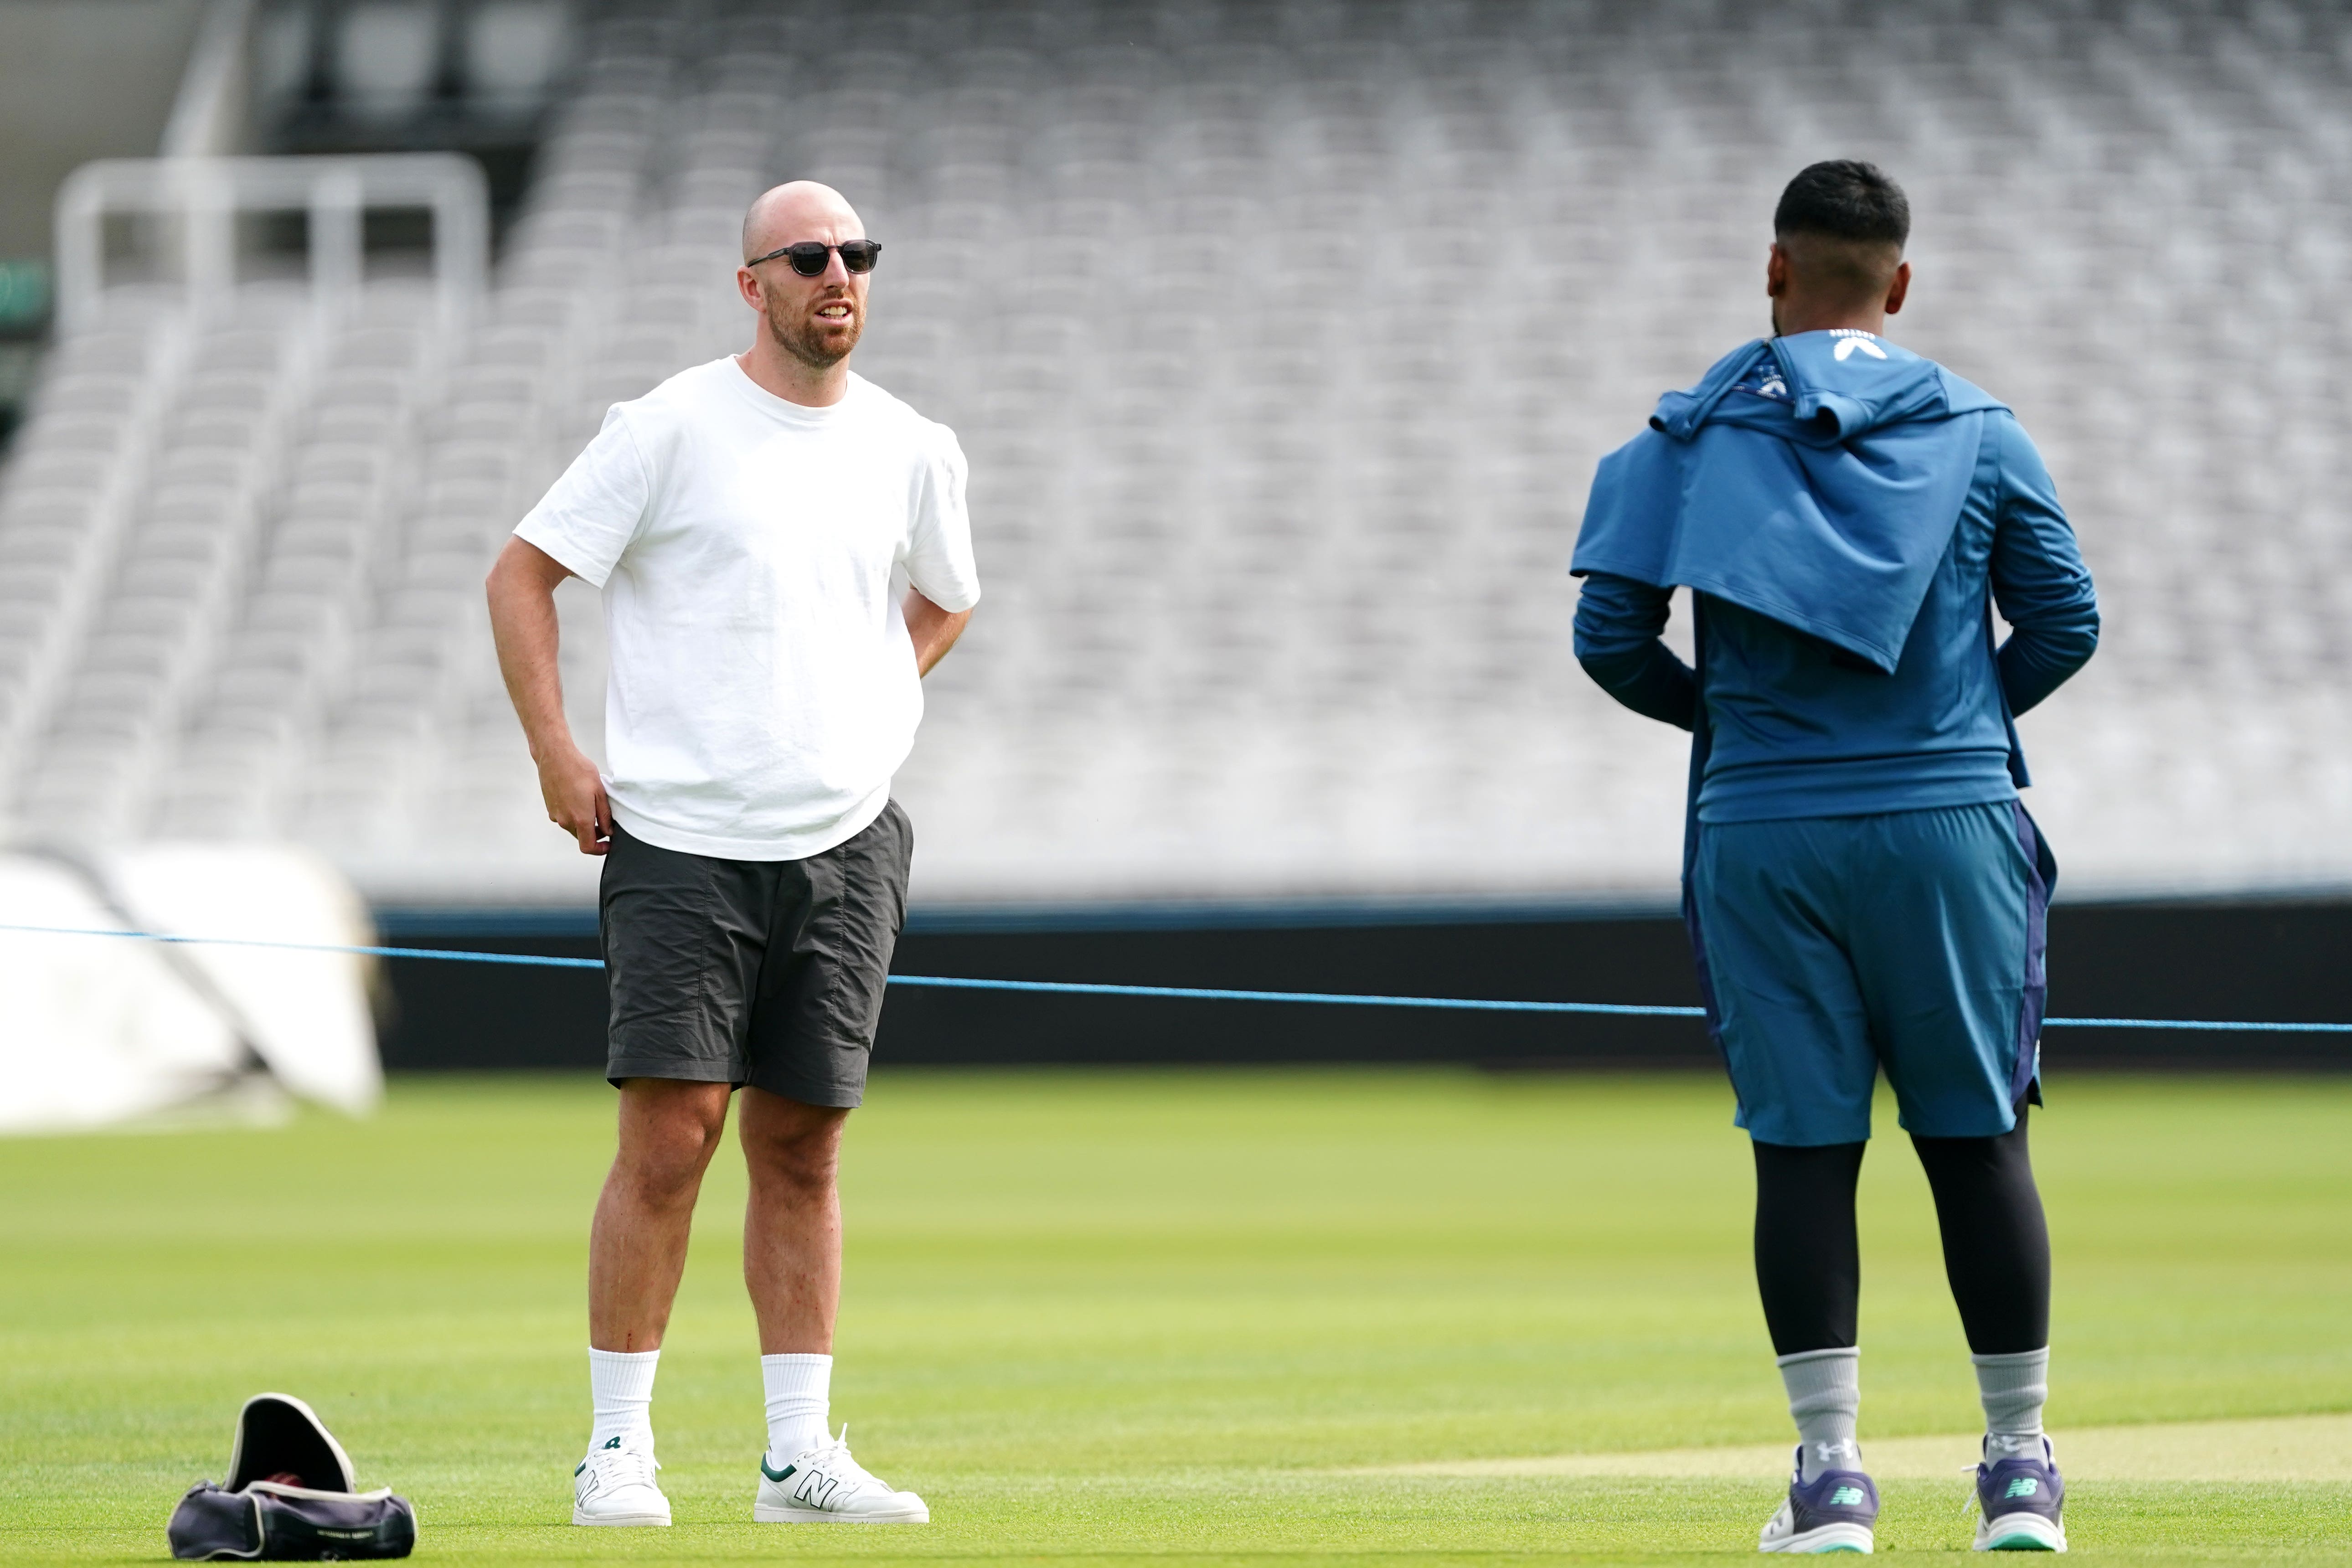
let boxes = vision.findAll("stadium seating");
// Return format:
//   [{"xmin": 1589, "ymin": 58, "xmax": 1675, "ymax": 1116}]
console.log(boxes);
[{"xmin": 1, "ymin": 0, "xmax": 2347, "ymax": 906}]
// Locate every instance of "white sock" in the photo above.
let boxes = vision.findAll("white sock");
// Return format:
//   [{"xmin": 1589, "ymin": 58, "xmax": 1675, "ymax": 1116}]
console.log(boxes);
[
  {"xmin": 1778, "ymin": 1346, "xmax": 1862, "ymax": 1481},
  {"xmin": 762, "ymin": 1352, "xmax": 833, "ymax": 1460},
  {"xmin": 1973, "ymin": 1347, "xmax": 2050, "ymax": 1460},
  {"xmin": 588, "ymin": 1347, "xmax": 659, "ymax": 1455}
]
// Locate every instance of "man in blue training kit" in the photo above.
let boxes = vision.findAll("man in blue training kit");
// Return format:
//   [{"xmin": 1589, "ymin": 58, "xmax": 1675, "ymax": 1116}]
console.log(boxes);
[{"xmin": 1571, "ymin": 161, "xmax": 2099, "ymax": 1554}]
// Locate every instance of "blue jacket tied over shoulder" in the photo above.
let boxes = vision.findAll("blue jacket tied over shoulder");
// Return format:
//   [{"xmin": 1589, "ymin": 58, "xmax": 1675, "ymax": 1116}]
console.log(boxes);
[{"xmin": 1571, "ymin": 329, "xmax": 2099, "ymax": 825}]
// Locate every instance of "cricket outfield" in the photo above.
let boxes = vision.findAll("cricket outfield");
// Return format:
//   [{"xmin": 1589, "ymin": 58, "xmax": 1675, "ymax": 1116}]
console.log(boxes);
[{"xmin": 2, "ymin": 1069, "xmax": 2347, "ymax": 1563}]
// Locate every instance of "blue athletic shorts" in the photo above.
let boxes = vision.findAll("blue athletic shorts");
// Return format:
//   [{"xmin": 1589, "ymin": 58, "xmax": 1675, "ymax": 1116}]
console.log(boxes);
[{"xmin": 1685, "ymin": 799, "xmax": 2053, "ymax": 1146}]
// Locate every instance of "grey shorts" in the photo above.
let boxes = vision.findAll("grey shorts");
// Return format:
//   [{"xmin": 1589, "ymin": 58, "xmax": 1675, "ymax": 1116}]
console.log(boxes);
[{"xmin": 598, "ymin": 801, "xmax": 912, "ymax": 1108}]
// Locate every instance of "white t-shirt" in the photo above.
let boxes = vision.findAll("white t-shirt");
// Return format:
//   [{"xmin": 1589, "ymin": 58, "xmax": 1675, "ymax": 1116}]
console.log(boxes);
[{"xmin": 514, "ymin": 358, "xmax": 981, "ymax": 861}]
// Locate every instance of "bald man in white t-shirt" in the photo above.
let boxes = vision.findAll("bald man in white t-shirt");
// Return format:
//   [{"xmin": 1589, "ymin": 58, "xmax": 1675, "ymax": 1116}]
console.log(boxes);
[{"xmin": 487, "ymin": 181, "xmax": 976, "ymax": 1529}]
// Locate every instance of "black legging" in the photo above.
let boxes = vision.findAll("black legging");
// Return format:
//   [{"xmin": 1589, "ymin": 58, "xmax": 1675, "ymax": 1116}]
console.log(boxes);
[{"xmin": 1752, "ymin": 1100, "xmax": 2050, "ymax": 1356}]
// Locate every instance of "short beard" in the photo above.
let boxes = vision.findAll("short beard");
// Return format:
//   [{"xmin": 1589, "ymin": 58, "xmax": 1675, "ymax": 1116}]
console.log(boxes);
[{"xmin": 767, "ymin": 295, "xmax": 861, "ymax": 371}]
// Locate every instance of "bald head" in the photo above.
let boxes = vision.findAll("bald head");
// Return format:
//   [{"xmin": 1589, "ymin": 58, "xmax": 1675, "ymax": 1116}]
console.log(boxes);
[
  {"xmin": 743, "ymin": 181, "xmax": 862, "ymax": 263},
  {"xmin": 735, "ymin": 180, "xmax": 872, "ymax": 387}
]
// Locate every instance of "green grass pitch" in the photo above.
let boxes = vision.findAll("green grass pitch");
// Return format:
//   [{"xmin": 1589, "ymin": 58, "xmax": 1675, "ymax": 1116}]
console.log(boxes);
[{"xmin": 2, "ymin": 1069, "xmax": 2348, "ymax": 1563}]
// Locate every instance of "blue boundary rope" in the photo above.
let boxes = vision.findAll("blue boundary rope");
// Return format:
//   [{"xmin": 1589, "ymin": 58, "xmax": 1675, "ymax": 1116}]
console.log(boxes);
[
  {"xmin": 887, "ymin": 973, "xmax": 1701, "ymax": 1017},
  {"xmin": 3, "ymin": 921, "xmax": 2348, "ymax": 1033}
]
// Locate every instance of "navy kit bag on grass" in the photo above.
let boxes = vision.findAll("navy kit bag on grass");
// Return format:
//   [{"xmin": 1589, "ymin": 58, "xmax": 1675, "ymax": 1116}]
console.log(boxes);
[{"xmin": 168, "ymin": 1393, "xmax": 415, "ymax": 1560}]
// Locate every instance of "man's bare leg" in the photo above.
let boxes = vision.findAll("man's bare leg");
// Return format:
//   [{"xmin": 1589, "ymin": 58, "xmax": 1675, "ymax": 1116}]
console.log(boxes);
[
  {"xmin": 739, "ymin": 1088, "xmax": 849, "ymax": 1353},
  {"xmin": 739, "ymin": 1088, "xmax": 855, "ymax": 1477},
  {"xmin": 739, "ymin": 1087, "xmax": 918, "ymax": 1521},
  {"xmin": 589, "ymin": 1078, "xmax": 734, "ymax": 1351},
  {"xmin": 573, "ymin": 1079, "xmax": 731, "ymax": 1525}
]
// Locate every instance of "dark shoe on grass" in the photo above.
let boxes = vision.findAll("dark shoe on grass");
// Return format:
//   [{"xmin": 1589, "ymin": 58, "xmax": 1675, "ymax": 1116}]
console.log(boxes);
[
  {"xmin": 1760, "ymin": 1446, "xmax": 1877, "ymax": 1553},
  {"xmin": 1973, "ymin": 1435, "xmax": 2066, "ymax": 1552}
]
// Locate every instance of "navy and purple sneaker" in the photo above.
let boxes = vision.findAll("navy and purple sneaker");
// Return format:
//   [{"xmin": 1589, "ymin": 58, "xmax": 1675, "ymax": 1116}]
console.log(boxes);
[
  {"xmin": 1973, "ymin": 1435, "xmax": 2066, "ymax": 1552},
  {"xmin": 1759, "ymin": 1445, "xmax": 1877, "ymax": 1553}
]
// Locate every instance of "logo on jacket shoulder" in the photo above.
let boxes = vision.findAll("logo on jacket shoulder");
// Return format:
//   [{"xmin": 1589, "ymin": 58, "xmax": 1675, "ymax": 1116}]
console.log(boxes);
[{"xmin": 1830, "ymin": 329, "xmax": 1887, "ymax": 361}]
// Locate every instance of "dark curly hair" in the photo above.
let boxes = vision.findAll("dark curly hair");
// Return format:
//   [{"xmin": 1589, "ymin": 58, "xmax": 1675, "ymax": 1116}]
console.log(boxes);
[{"xmin": 1774, "ymin": 160, "xmax": 1910, "ymax": 249}]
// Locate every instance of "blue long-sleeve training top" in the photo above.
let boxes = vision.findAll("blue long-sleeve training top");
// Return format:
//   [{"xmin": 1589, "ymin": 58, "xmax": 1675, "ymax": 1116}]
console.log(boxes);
[{"xmin": 1571, "ymin": 341, "xmax": 2099, "ymax": 824}]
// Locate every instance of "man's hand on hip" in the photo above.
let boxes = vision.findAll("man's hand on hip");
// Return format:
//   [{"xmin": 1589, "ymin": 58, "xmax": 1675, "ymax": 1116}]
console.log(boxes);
[
  {"xmin": 904, "ymin": 588, "xmax": 971, "ymax": 676},
  {"xmin": 539, "ymin": 744, "xmax": 613, "ymax": 854}
]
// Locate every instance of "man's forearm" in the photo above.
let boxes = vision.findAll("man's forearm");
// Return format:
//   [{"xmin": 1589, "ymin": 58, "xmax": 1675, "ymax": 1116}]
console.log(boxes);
[
  {"xmin": 1997, "ymin": 619, "xmax": 2098, "ymax": 717},
  {"xmin": 1578, "ymin": 644, "xmax": 1699, "ymax": 731},
  {"xmin": 488, "ymin": 539, "xmax": 612, "ymax": 853},
  {"xmin": 904, "ymin": 590, "xmax": 970, "ymax": 676},
  {"xmin": 487, "ymin": 546, "xmax": 580, "ymax": 758},
  {"xmin": 1572, "ymin": 571, "xmax": 1697, "ymax": 730}
]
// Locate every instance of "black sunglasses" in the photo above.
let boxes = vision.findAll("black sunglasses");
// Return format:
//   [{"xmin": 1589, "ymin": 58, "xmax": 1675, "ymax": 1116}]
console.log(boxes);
[{"xmin": 747, "ymin": 239, "xmax": 882, "ymax": 277}]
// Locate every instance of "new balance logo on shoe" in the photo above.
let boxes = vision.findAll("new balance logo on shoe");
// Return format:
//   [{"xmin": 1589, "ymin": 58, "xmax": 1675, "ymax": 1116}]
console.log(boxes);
[
  {"xmin": 2003, "ymin": 1476, "xmax": 2040, "ymax": 1499},
  {"xmin": 761, "ymin": 1455, "xmax": 842, "ymax": 1510},
  {"xmin": 1827, "ymin": 1485, "xmax": 1867, "ymax": 1506}
]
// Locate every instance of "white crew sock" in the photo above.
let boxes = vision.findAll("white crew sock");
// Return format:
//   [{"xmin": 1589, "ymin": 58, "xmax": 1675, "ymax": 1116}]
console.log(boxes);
[
  {"xmin": 588, "ymin": 1347, "xmax": 660, "ymax": 1455},
  {"xmin": 762, "ymin": 1352, "xmax": 833, "ymax": 1460},
  {"xmin": 1973, "ymin": 1347, "xmax": 2050, "ymax": 1460},
  {"xmin": 1778, "ymin": 1346, "xmax": 1862, "ymax": 1481}
]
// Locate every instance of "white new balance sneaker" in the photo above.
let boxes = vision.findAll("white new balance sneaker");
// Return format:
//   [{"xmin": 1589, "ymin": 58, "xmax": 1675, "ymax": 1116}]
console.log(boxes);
[
  {"xmin": 753, "ymin": 1425, "xmax": 928, "ymax": 1523},
  {"xmin": 573, "ymin": 1438, "xmax": 671, "ymax": 1527}
]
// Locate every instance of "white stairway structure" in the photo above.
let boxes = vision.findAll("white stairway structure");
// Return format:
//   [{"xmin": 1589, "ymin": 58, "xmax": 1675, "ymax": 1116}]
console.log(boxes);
[{"xmin": 1, "ymin": 0, "xmax": 2347, "ymax": 907}]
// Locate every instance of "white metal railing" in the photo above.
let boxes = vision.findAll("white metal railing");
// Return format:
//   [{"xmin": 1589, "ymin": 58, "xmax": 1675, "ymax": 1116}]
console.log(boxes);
[{"xmin": 52, "ymin": 155, "xmax": 490, "ymax": 338}]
